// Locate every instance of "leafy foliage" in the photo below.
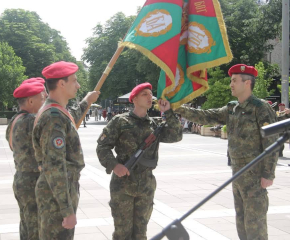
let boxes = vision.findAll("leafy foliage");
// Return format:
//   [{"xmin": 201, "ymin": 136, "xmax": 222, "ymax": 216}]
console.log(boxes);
[
  {"xmin": 0, "ymin": 9, "xmax": 76, "ymax": 77},
  {"xmin": 0, "ymin": 42, "xmax": 26, "ymax": 109},
  {"xmin": 277, "ymin": 77, "xmax": 290, "ymax": 101},
  {"xmin": 202, "ymin": 67, "xmax": 234, "ymax": 109},
  {"xmin": 82, "ymin": 12, "xmax": 160, "ymax": 101},
  {"xmin": 253, "ymin": 62, "xmax": 279, "ymax": 98},
  {"xmin": 219, "ymin": 0, "xmax": 282, "ymax": 69},
  {"xmin": 75, "ymin": 61, "xmax": 89, "ymax": 99}
]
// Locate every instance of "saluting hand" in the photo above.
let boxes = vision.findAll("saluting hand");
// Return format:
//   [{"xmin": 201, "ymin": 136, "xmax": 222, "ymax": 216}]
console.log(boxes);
[
  {"xmin": 62, "ymin": 214, "xmax": 77, "ymax": 229},
  {"xmin": 84, "ymin": 91, "xmax": 101, "ymax": 105},
  {"xmin": 158, "ymin": 99, "xmax": 171, "ymax": 112},
  {"xmin": 261, "ymin": 177, "xmax": 273, "ymax": 189},
  {"xmin": 113, "ymin": 164, "xmax": 130, "ymax": 177},
  {"xmin": 284, "ymin": 108, "xmax": 290, "ymax": 115}
]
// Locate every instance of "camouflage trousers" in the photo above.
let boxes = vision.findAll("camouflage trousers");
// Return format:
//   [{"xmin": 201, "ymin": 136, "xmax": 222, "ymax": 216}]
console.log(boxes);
[
  {"xmin": 232, "ymin": 161, "xmax": 269, "ymax": 240},
  {"xmin": 13, "ymin": 171, "xmax": 40, "ymax": 240},
  {"xmin": 35, "ymin": 172, "xmax": 80, "ymax": 240},
  {"xmin": 109, "ymin": 169, "xmax": 156, "ymax": 240}
]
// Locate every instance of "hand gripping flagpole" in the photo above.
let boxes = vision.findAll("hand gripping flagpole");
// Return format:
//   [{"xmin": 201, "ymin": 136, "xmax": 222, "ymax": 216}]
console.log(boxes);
[
  {"xmin": 151, "ymin": 121, "xmax": 289, "ymax": 240},
  {"xmin": 76, "ymin": 44, "xmax": 125, "ymax": 129}
]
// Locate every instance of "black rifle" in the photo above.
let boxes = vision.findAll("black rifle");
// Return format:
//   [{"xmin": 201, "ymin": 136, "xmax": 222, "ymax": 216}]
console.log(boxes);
[{"xmin": 124, "ymin": 121, "xmax": 166, "ymax": 171}]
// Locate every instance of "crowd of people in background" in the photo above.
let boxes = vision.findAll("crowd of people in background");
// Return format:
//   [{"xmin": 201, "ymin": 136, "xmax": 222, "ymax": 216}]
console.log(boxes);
[{"xmin": 84, "ymin": 106, "xmax": 132, "ymax": 126}]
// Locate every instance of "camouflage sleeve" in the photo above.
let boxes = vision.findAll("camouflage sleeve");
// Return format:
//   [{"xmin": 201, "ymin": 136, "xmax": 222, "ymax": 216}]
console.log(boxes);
[
  {"xmin": 27, "ymin": 114, "xmax": 35, "ymax": 142},
  {"xmin": 39, "ymin": 113, "xmax": 74, "ymax": 217},
  {"xmin": 160, "ymin": 109, "xmax": 183, "ymax": 143},
  {"xmin": 69, "ymin": 100, "xmax": 88, "ymax": 123},
  {"xmin": 5, "ymin": 113, "xmax": 18, "ymax": 143},
  {"xmin": 257, "ymin": 104, "xmax": 278, "ymax": 180},
  {"xmin": 277, "ymin": 113, "xmax": 290, "ymax": 121},
  {"xmin": 174, "ymin": 106, "xmax": 228, "ymax": 125},
  {"xmin": 96, "ymin": 116, "xmax": 120, "ymax": 174},
  {"xmin": 5, "ymin": 121, "xmax": 12, "ymax": 143},
  {"xmin": 5, "ymin": 114, "xmax": 34, "ymax": 151}
]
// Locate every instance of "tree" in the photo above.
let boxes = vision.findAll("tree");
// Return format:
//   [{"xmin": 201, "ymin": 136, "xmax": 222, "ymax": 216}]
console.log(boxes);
[
  {"xmin": 277, "ymin": 77, "xmax": 290, "ymax": 101},
  {"xmin": 76, "ymin": 61, "xmax": 89, "ymax": 99},
  {"xmin": 202, "ymin": 67, "xmax": 234, "ymax": 109},
  {"xmin": 201, "ymin": 0, "xmax": 282, "ymax": 108},
  {"xmin": 0, "ymin": 9, "xmax": 75, "ymax": 77},
  {"xmin": 252, "ymin": 61, "xmax": 278, "ymax": 98},
  {"xmin": 83, "ymin": 12, "xmax": 160, "ymax": 101},
  {"xmin": 219, "ymin": 0, "xmax": 282, "ymax": 69},
  {"xmin": 0, "ymin": 42, "xmax": 26, "ymax": 109}
]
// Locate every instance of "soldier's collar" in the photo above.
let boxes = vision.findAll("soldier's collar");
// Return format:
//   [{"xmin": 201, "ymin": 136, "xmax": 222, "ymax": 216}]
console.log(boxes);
[
  {"xmin": 45, "ymin": 98, "xmax": 61, "ymax": 105},
  {"xmin": 129, "ymin": 111, "xmax": 150, "ymax": 121},
  {"xmin": 17, "ymin": 109, "xmax": 29, "ymax": 114},
  {"xmin": 238, "ymin": 95, "xmax": 254, "ymax": 108}
]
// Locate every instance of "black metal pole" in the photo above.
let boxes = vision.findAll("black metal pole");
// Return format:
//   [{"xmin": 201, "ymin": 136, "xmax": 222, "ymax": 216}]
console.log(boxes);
[{"xmin": 150, "ymin": 133, "xmax": 289, "ymax": 240}]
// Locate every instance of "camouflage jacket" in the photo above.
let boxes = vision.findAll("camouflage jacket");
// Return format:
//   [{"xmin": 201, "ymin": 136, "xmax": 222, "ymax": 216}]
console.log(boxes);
[
  {"xmin": 97, "ymin": 109, "xmax": 183, "ymax": 174},
  {"xmin": 277, "ymin": 111, "xmax": 290, "ymax": 121},
  {"xmin": 6, "ymin": 110, "xmax": 39, "ymax": 172},
  {"xmin": 32, "ymin": 98, "xmax": 88, "ymax": 217},
  {"xmin": 175, "ymin": 95, "xmax": 278, "ymax": 180}
]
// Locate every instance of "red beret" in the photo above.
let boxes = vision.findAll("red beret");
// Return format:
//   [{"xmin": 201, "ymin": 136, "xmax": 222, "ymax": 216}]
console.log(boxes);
[
  {"xmin": 13, "ymin": 82, "xmax": 45, "ymax": 98},
  {"xmin": 42, "ymin": 61, "xmax": 78, "ymax": 79},
  {"xmin": 279, "ymin": 103, "xmax": 285, "ymax": 107},
  {"xmin": 21, "ymin": 77, "xmax": 45, "ymax": 85},
  {"xmin": 267, "ymin": 101, "xmax": 273, "ymax": 105},
  {"xmin": 228, "ymin": 64, "xmax": 258, "ymax": 77},
  {"xmin": 129, "ymin": 83, "xmax": 152, "ymax": 103}
]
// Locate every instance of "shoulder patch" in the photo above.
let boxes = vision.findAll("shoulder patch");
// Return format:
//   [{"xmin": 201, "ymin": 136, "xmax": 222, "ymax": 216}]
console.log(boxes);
[{"xmin": 52, "ymin": 137, "xmax": 65, "ymax": 149}]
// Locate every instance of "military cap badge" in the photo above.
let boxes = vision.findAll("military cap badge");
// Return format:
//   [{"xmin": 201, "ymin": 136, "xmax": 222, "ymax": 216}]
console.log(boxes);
[{"xmin": 240, "ymin": 66, "xmax": 245, "ymax": 72}]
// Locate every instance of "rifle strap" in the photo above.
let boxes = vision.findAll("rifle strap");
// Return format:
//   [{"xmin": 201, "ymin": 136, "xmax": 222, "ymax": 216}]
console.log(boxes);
[
  {"xmin": 9, "ymin": 113, "xmax": 27, "ymax": 151},
  {"xmin": 34, "ymin": 103, "xmax": 76, "ymax": 128}
]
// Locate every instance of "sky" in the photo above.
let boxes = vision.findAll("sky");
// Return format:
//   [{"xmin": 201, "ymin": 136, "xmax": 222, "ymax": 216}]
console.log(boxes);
[{"xmin": 0, "ymin": 0, "xmax": 146, "ymax": 60}]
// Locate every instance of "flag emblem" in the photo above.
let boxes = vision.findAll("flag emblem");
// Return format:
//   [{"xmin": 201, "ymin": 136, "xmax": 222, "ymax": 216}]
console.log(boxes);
[
  {"xmin": 167, "ymin": 64, "xmax": 184, "ymax": 98},
  {"xmin": 136, "ymin": 9, "xmax": 172, "ymax": 37},
  {"xmin": 188, "ymin": 22, "xmax": 215, "ymax": 54}
]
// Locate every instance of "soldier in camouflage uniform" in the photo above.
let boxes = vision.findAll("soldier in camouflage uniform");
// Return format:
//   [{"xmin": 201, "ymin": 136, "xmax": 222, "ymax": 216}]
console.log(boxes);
[
  {"xmin": 32, "ymin": 61, "xmax": 100, "ymax": 240},
  {"xmin": 175, "ymin": 64, "xmax": 278, "ymax": 240},
  {"xmin": 97, "ymin": 83, "xmax": 182, "ymax": 240},
  {"xmin": 6, "ymin": 78, "xmax": 47, "ymax": 240}
]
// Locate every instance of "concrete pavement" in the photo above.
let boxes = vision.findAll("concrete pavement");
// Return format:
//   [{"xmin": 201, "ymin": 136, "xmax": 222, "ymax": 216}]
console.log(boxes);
[{"xmin": 0, "ymin": 117, "xmax": 289, "ymax": 240}]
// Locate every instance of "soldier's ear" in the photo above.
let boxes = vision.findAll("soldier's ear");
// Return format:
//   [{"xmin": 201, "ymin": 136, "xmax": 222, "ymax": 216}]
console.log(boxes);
[
  {"xmin": 57, "ymin": 79, "xmax": 65, "ymax": 88},
  {"xmin": 28, "ymin": 97, "xmax": 34, "ymax": 105}
]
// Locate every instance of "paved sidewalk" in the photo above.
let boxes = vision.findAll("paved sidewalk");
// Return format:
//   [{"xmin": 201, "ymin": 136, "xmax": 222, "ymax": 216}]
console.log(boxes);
[{"xmin": 0, "ymin": 117, "xmax": 289, "ymax": 240}]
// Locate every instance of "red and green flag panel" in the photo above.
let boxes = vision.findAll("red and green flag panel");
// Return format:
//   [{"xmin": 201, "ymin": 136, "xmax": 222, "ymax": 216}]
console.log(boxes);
[{"xmin": 119, "ymin": 0, "xmax": 232, "ymax": 110}]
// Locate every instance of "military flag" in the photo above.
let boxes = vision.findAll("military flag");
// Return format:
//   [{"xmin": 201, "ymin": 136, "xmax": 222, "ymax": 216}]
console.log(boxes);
[{"xmin": 119, "ymin": 0, "xmax": 232, "ymax": 109}]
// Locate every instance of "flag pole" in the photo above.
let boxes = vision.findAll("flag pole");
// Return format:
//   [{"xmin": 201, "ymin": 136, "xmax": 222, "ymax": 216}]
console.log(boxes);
[{"xmin": 76, "ymin": 45, "xmax": 124, "ymax": 129}]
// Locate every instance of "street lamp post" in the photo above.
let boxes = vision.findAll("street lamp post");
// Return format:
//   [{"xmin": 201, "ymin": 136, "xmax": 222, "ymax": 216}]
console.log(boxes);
[{"xmin": 281, "ymin": 0, "xmax": 289, "ymax": 107}]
